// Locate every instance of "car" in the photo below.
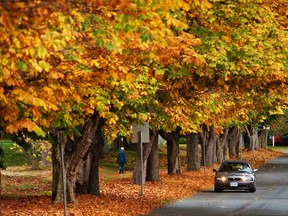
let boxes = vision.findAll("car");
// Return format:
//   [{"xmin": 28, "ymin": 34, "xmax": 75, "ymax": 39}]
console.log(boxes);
[{"xmin": 213, "ymin": 160, "xmax": 258, "ymax": 193}]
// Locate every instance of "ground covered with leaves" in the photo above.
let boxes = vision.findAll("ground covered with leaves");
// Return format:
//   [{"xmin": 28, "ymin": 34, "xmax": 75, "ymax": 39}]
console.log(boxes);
[{"xmin": 1, "ymin": 149, "xmax": 285, "ymax": 216}]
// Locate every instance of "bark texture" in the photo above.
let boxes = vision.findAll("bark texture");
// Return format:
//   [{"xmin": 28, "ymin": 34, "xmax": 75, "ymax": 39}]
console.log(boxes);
[
  {"xmin": 186, "ymin": 133, "xmax": 200, "ymax": 171},
  {"xmin": 159, "ymin": 127, "xmax": 181, "ymax": 174},
  {"xmin": 227, "ymin": 126, "xmax": 240, "ymax": 157},
  {"xmin": 204, "ymin": 126, "xmax": 218, "ymax": 166},
  {"xmin": 52, "ymin": 114, "xmax": 102, "ymax": 203},
  {"xmin": 216, "ymin": 128, "xmax": 229, "ymax": 163},
  {"xmin": 75, "ymin": 118, "xmax": 105, "ymax": 195},
  {"xmin": 132, "ymin": 141, "xmax": 152, "ymax": 184},
  {"xmin": 146, "ymin": 129, "xmax": 160, "ymax": 182},
  {"xmin": 244, "ymin": 125, "xmax": 259, "ymax": 151}
]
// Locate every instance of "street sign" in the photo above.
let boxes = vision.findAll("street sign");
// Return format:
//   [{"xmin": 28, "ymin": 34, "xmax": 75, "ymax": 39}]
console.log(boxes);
[{"xmin": 132, "ymin": 122, "xmax": 150, "ymax": 143}]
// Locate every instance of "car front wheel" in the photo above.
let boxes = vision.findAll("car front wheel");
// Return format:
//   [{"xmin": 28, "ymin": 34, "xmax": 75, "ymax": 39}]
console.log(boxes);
[{"xmin": 214, "ymin": 186, "xmax": 222, "ymax": 192}]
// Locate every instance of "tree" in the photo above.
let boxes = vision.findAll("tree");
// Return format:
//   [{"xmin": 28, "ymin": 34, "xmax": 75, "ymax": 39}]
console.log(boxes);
[
  {"xmin": 75, "ymin": 118, "xmax": 105, "ymax": 195},
  {"xmin": 146, "ymin": 129, "xmax": 160, "ymax": 181},
  {"xmin": 1, "ymin": 0, "xmax": 208, "ymax": 201},
  {"xmin": 1, "ymin": 0, "xmax": 287, "ymax": 204},
  {"xmin": 186, "ymin": 132, "xmax": 200, "ymax": 171}
]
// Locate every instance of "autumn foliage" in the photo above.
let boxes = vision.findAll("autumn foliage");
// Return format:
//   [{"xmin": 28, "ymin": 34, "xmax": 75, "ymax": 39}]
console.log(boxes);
[
  {"xmin": 0, "ymin": 0, "xmax": 288, "ymax": 213},
  {"xmin": 2, "ymin": 149, "xmax": 284, "ymax": 216}
]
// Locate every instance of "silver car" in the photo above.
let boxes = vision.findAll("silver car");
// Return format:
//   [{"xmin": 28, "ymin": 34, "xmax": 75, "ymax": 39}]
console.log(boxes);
[{"xmin": 213, "ymin": 160, "xmax": 258, "ymax": 192}]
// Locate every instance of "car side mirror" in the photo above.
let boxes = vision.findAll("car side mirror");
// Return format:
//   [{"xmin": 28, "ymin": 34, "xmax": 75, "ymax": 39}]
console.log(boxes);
[
  {"xmin": 213, "ymin": 168, "xmax": 218, "ymax": 172},
  {"xmin": 253, "ymin": 169, "xmax": 258, "ymax": 173}
]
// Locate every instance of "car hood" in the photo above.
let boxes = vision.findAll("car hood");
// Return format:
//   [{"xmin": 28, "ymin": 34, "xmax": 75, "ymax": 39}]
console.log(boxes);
[{"xmin": 216, "ymin": 172, "xmax": 254, "ymax": 177}]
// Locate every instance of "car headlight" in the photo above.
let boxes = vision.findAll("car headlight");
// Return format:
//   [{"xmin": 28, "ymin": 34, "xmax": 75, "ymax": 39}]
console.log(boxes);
[
  {"xmin": 241, "ymin": 176, "xmax": 253, "ymax": 181},
  {"xmin": 216, "ymin": 176, "xmax": 227, "ymax": 181}
]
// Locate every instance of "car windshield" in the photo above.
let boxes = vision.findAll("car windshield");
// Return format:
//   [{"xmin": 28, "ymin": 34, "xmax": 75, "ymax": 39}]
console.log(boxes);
[{"xmin": 219, "ymin": 163, "xmax": 251, "ymax": 172}]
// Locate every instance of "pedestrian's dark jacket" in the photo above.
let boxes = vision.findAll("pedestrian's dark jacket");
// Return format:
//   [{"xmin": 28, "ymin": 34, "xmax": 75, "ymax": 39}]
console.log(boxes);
[{"xmin": 117, "ymin": 150, "xmax": 127, "ymax": 163}]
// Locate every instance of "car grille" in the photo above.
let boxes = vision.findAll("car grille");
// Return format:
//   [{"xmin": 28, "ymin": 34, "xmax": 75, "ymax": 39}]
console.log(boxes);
[{"xmin": 227, "ymin": 177, "xmax": 242, "ymax": 181}]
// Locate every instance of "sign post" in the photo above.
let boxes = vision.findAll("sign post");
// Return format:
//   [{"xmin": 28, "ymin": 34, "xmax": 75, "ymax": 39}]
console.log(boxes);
[
  {"xmin": 139, "ymin": 131, "xmax": 144, "ymax": 195},
  {"xmin": 239, "ymin": 133, "xmax": 243, "ymax": 161},
  {"xmin": 203, "ymin": 131, "xmax": 206, "ymax": 176},
  {"xmin": 132, "ymin": 122, "xmax": 150, "ymax": 143},
  {"xmin": 59, "ymin": 131, "xmax": 67, "ymax": 216},
  {"xmin": 263, "ymin": 125, "xmax": 270, "ymax": 150},
  {"xmin": 132, "ymin": 122, "xmax": 149, "ymax": 195}
]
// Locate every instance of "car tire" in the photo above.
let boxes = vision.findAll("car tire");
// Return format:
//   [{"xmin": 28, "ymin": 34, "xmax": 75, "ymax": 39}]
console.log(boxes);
[
  {"xmin": 249, "ymin": 187, "xmax": 256, "ymax": 193},
  {"xmin": 214, "ymin": 186, "xmax": 222, "ymax": 192}
]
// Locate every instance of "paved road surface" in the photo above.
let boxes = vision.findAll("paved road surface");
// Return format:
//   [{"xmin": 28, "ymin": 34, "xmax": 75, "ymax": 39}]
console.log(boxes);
[{"xmin": 148, "ymin": 153, "xmax": 288, "ymax": 216}]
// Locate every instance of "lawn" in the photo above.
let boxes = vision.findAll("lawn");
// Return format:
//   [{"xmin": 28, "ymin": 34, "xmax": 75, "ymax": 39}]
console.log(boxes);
[{"xmin": 0, "ymin": 140, "xmax": 31, "ymax": 167}]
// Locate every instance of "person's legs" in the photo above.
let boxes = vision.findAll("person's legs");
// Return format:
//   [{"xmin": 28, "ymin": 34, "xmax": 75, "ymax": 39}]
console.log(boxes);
[{"xmin": 119, "ymin": 162, "xmax": 125, "ymax": 173}]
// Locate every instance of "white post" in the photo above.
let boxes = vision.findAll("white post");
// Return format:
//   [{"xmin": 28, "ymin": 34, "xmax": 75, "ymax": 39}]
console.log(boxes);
[
  {"xmin": 263, "ymin": 125, "xmax": 270, "ymax": 150},
  {"xmin": 59, "ymin": 131, "xmax": 67, "ymax": 216},
  {"xmin": 139, "ymin": 131, "xmax": 144, "ymax": 195},
  {"xmin": 272, "ymin": 136, "xmax": 275, "ymax": 147},
  {"xmin": 239, "ymin": 133, "xmax": 243, "ymax": 161},
  {"xmin": 203, "ymin": 131, "xmax": 206, "ymax": 176}
]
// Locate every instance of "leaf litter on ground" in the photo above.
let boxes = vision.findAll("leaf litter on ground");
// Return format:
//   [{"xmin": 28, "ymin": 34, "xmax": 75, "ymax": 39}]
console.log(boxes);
[{"xmin": 1, "ymin": 148, "xmax": 284, "ymax": 216}]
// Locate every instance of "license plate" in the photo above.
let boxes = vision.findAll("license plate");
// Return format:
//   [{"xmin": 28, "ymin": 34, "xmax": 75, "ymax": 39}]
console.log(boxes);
[{"xmin": 230, "ymin": 182, "xmax": 238, "ymax": 187}]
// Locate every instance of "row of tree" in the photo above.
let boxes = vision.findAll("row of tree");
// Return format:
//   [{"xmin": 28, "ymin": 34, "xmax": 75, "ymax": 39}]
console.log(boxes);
[{"xmin": 0, "ymin": 0, "xmax": 287, "ymax": 203}]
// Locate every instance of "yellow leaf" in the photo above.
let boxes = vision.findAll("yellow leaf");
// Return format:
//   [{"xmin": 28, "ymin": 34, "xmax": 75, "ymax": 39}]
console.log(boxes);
[
  {"xmin": 2, "ymin": 67, "xmax": 10, "ymax": 78},
  {"xmin": 34, "ymin": 46, "xmax": 48, "ymax": 59},
  {"xmin": 108, "ymin": 118, "xmax": 117, "ymax": 125},
  {"xmin": 201, "ymin": 0, "xmax": 213, "ymax": 9},
  {"xmin": 91, "ymin": 59, "xmax": 100, "ymax": 68},
  {"xmin": 110, "ymin": 71, "xmax": 118, "ymax": 80},
  {"xmin": 6, "ymin": 76, "xmax": 17, "ymax": 86},
  {"xmin": 6, "ymin": 124, "xmax": 19, "ymax": 133},
  {"xmin": 29, "ymin": 60, "xmax": 43, "ymax": 72},
  {"xmin": 125, "ymin": 73, "xmax": 133, "ymax": 82}
]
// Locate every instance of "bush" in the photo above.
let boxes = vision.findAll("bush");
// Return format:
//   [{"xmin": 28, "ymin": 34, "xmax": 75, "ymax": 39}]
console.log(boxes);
[{"xmin": 178, "ymin": 137, "xmax": 186, "ymax": 144}]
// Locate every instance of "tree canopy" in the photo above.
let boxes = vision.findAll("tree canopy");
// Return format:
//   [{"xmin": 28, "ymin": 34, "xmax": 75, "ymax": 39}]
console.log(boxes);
[{"xmin": 0, "ymin": 0, "xmax": 287, "ymax": 141}]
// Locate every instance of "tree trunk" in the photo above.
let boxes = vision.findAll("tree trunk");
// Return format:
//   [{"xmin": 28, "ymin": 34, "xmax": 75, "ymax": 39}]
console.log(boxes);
[
  {"xmin": 216, "ymin": 128, "xmax": 229, "ymax": 163},
  {"xmin": 227, "ymin": 127, "xmax": 240, "ymax": 157},
  {"xmin": 244, "ymin": 125, "xmax": 258, "ymax": 151},
  {"xmin": 88, "ymin": 127, "xmax": 104, "ymax": 195},
  {"xmin": 51, "ymin": 133, "xmax": 64, "ymax": 203},
  {"xmin": 186, "ymin": 133, "xmax": 200, "ymax": 171},
  {"xmin": 75, "ymin": 119, "xmax": 105, "ymax": 195},
  {"xmin": 159, "ymin": 127, "xmax": 181, "ymax": 174},
  {"xmin": 75, "ymin": 150, "xmax": 91, "ymax": 194},
  {"xmin": 132, "ymin": 141, "xmax": 152, "ymax": 184},
  {"xmin": 52, "ymin": 114, "xmax": 102, "ymax": 203},
  {"xmin": 87, "ymin": 146, "xmax": 101, "ymax": 195},
  {"xmin": 258, "ymin": 129, "xmax": 266, "ymax": 148},
  {"xmin": 204, "ymin": 126, "xmax": 218, "ymax": 166},
  {"xmin": 167, "ymin": 138, "xmax": 181, "ymax": 174},
  {"xmin": 146, "ymin": 129, "xmax": 160, "ymax": 182}
]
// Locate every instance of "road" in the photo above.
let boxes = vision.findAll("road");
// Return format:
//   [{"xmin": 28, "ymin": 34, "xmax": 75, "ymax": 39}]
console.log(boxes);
[{"xmin": 148, "ymin": 154, "xmax": 288, "ymax": 216}]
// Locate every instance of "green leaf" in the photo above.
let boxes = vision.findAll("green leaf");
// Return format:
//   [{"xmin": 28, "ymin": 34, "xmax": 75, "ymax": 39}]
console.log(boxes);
[
  {"xmin": 38, "ymin": 61, "xmax": 50, "ymax": 72},
  {"xmin": 34, "ymin": 46, "xmax": 48, "ymax": 59},
  {"xmin": 16, "ymin": 60, "xmax": 28, "ymax": 71},
  {"xmin": 33, "ymin": 125, "xmax": 46, "ymax": 137}
]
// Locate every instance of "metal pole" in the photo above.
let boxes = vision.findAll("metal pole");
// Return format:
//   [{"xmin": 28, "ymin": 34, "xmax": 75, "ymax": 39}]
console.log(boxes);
[
  {"xmin": 139, "ymin": 131, "xmax": 144, "ymax": 195},
  {"xmin": 203, "ymin": 131, "xmax": 206, "ymax": 176},
  {"xmin": 263, "ymin": 126, "xmax": 270, "ymax": 150},
  {"xmin": 59, "ymin": 131, "xmax": 67, "ymax": 216},
  {"xmin": 265, "ymin": 129, "xmax": 268, "ymax": 151},
  {"xmin": 239, "ymin": 133, "xmax": 243, "ymax": 161}
]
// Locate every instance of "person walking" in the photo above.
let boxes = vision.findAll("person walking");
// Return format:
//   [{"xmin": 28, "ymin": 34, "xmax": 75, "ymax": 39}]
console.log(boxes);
[{"xmin": 117, "ymin": 147, "xmax": 127, "ymax": 174}]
